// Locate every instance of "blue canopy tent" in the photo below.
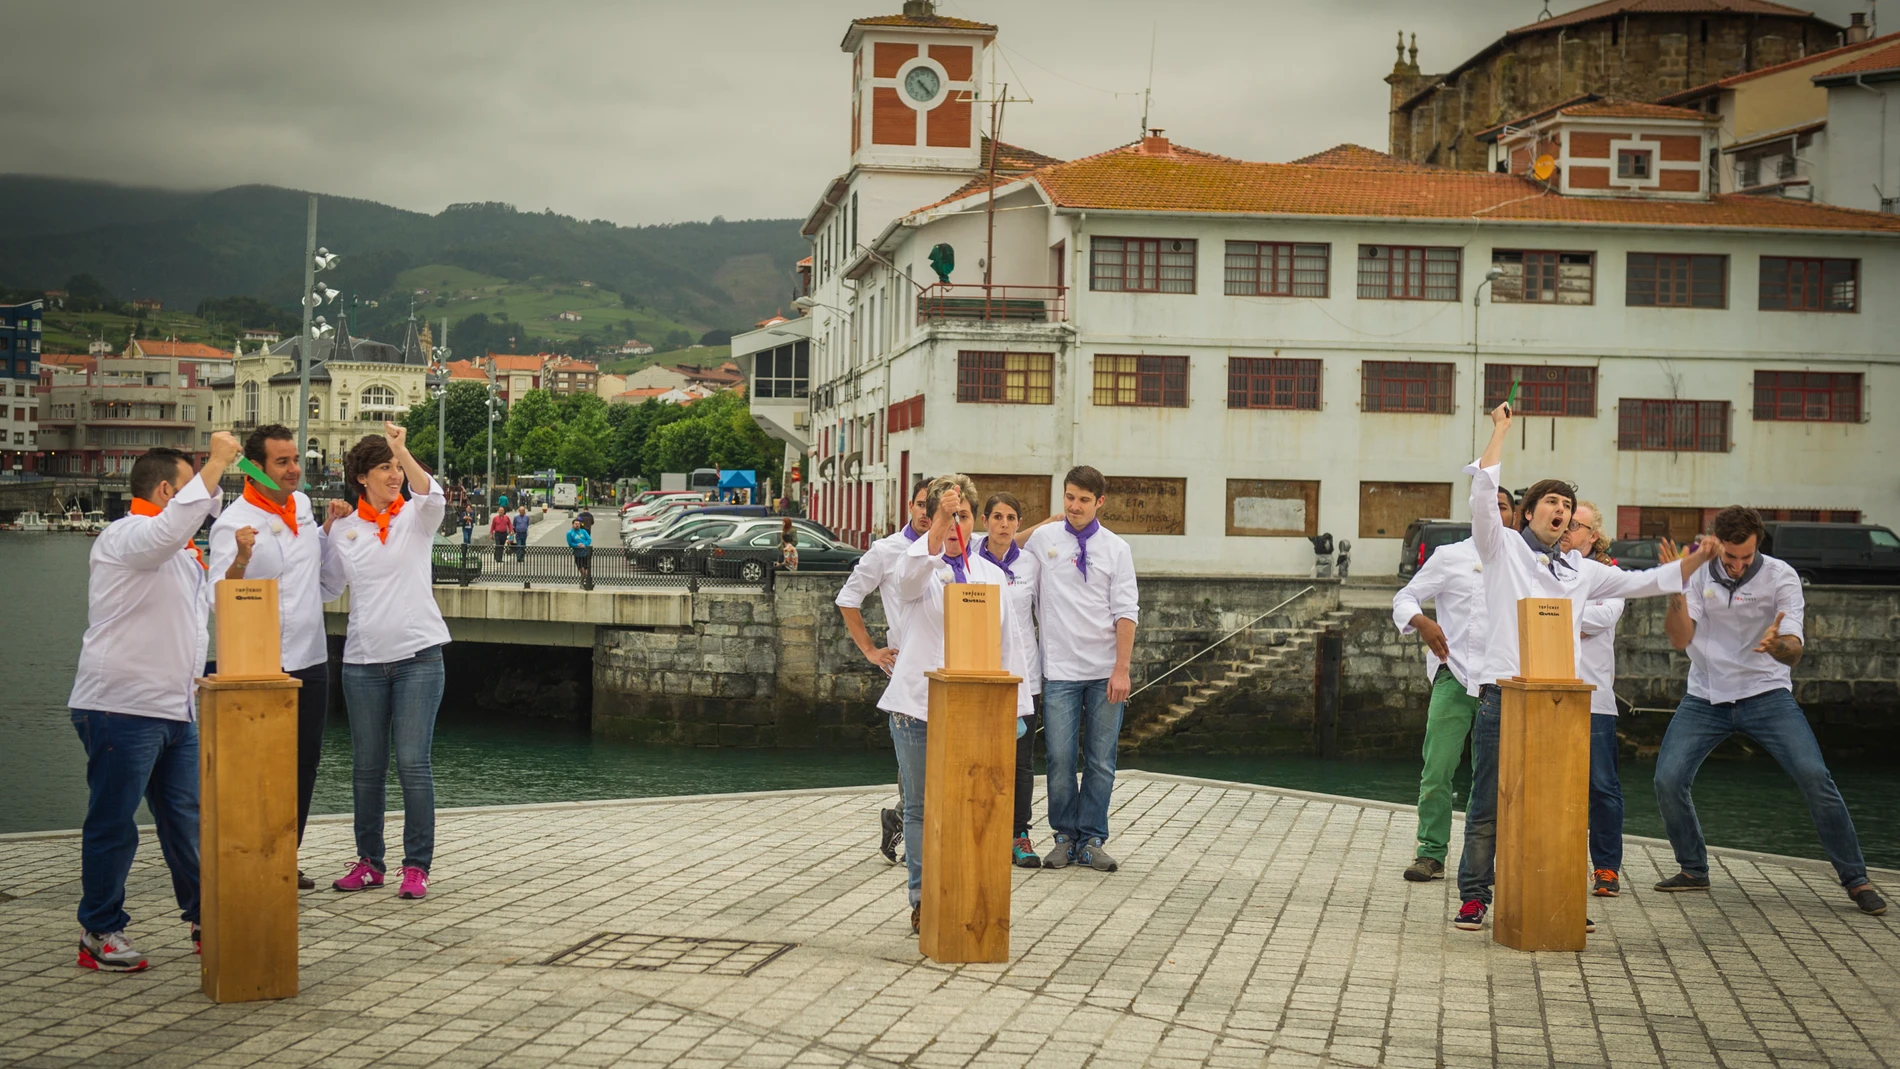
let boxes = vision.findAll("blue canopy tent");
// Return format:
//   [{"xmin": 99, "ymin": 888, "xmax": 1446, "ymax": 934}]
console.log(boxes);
[{"xmin": 717, "ymin": 469, "xmax": 757, "ymax": 502}]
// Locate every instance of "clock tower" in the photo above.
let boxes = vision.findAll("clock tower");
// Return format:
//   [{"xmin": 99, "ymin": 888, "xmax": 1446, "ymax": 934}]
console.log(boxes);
[{"xmin": 842, "ymin": 1, "xmax": 992, "ymax": 172}]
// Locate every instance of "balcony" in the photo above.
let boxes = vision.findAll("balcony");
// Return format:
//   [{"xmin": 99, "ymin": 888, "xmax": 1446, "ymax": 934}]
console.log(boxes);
[{"xmin": 916, "ymin": 283, "xmax": 1066, "ymax": 325}]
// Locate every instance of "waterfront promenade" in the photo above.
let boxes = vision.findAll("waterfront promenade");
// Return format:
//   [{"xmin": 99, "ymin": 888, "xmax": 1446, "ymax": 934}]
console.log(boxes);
[{"xmin": 0, "ymin": 772, "xmax": 1893, "ymax": 1069}]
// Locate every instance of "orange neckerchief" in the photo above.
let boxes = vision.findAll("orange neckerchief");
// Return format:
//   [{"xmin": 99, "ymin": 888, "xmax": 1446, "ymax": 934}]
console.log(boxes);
[
  {"xmin": 242, "ymin": 482, "xmax": 298, "ymax": 536},
  {"xmin": 355, "ymin": 494, "xmax": 406, "ymax": 544},
  {"xmin": 129, "ymin": 497, "xmax": 207, "ymax": 570}
]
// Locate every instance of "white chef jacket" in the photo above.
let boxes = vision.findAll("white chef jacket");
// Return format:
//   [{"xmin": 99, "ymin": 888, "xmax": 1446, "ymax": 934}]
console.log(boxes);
[
  {"xmin": 980, "ymin": 537, "xmax": 1042, "ymax": 695},
  {"xmin": 1391, "ymin": 538, "xmax": 1487, "ymax": 690},
  {"xmin": 835, "ymin": 525, "xmax": 924, "ymax": 647},
  {"xmin": 876, "ymin": 536, "xmax": 1033, "ymax": 721},
  {"xmin": 68, "ymin": 478, "xmax": 222, "ymax": 721},
  {"xmin": 1024, "ymin": 520, "xmax": 1139, "ymax": 682},
  {"xmin": 1577, "ymin": 597, "xmax": 1626, "ymax": 716},
  {"xmin": 328, "ymin": 478, "xmax": 451, "ymax": 664},
  {"xmin": 208, "ymin": 491, "xmax": 347, "ymax": 672},
  {"xmin": 1684, "ymin": 553, "xmax": 1805, "ymax": 704},
  {"xmin": 1465, "ymin": 459, "xmax": 1683, "ymax": 693}
]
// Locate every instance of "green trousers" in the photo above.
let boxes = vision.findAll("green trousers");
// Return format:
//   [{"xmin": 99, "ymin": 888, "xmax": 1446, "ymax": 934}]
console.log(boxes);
[{"xmin": 1415, "ymin": 666, "xmax": 1479, "ymax": 862}]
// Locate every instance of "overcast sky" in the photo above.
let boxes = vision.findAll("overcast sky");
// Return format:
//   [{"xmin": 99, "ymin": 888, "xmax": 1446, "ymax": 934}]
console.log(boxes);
[{"xmin": 3, "ymin": 0, "xmax": 1874, "ymax": 226}]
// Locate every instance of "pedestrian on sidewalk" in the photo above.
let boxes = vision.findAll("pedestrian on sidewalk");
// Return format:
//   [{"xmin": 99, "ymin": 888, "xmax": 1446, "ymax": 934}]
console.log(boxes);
[
  {"xmin": 459, "ymin": 505, "xmax": 473, "ymax": 545},
  {"xmin": 1025, "ymin": 465, "xmax": 1139, "ymax": 874},
  {"xmin": 881, "ymin": 476, "xmax": 1031, "ymax": 933},
  {"xmin": 1390, "ymin": 487, "xmax": 1513, "ymax": 884},
  {"xmin": 778, "ymin": 517, "xmax": 800, "ymax": 571},
  {"xmin": 979, "ymin": 492, "xmax": 1047, "ymax": 869},
  {"xmin": 1652, "ymin": 507, "xmax": 1885, "ymax": 916},
  {"xmin": 567, "ymin": 516, "xmax": 594, "ymax": 590},
  {"xmin": 512, "ymin": 506, "xmax": 530, "ymax": 562},
  {"xmin": 489, "ymin": 507, "xmax": 511, "ymax": 563},
  {"xmin": 69, "ymin": 431, "xmax": 241, "ymax": 971},
  {"xmin": 1560, "ymin": 501, "xmax": 1629, "ymax": 898},
  {"xmin": 328, "ymin": 422, "xmax": 452, "ymax": 902},
  {"xmin": 208, "ymin": 424, "xmax": 348, "ymax": 892}
]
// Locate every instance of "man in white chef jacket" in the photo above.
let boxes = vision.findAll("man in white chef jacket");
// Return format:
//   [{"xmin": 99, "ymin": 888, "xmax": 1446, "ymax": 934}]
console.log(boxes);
[
  {"xmin": 208, "ymin": 423, "xmax": 349, "ymax": 890},
  {"xmin": 69, "ymin": 432, "xmax": 241, "ymax": 972}
]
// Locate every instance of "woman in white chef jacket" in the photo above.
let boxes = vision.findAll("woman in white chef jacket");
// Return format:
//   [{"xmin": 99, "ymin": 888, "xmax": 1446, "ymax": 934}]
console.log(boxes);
[
  {"xmin": 977, "ymin": 492, "xmax": 1047, "ymax": 868},
  {"xmin": 880, "ymin": 475, "xmax": 1032, "ymax": 933},
  {"xmin": 326, "ymin": 422, "xmax": 452, "ymax": 901}
]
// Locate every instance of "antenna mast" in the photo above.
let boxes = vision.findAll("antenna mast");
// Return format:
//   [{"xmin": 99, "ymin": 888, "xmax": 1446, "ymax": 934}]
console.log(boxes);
[{"xmin": 1138, "ymin": 23, "xmax": 1156, "ymax": 139}]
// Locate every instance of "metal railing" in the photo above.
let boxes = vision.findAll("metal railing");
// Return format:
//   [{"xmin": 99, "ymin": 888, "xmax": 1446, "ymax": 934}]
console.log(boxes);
[
  {"xmin": 1128, "ymin": 586, "xmax": 1317, "ymax": 705},
  {"xmin": 431, "ymin": 542, "xmax": 775, "ymax": 592},
  {"xmin": 916, "ymin": 283, "xmax": 1067, "ymax": 324}
]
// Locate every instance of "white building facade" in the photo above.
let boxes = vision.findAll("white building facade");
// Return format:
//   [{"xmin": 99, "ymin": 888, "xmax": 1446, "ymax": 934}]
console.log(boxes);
[{"xmin": 744, "ymin": 3, "xmax": 1900, "ymax": 574}]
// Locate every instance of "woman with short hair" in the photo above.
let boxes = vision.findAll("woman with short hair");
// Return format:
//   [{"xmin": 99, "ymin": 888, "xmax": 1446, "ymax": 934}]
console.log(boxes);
[
  {"xmin": 327, "ymin": 422, "xmax": 451, "ymax": 901},
  {"xmin": 979, "ymin": 492, "xmax": 1045, "ymax": 868}
]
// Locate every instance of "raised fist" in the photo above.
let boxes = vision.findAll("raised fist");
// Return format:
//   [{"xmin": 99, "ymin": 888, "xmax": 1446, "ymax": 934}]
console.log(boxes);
[
  {"xmin": 208, "ymin": 431, "xmax": 241, "ymax": 464},
  {"xmin": 234, "ymin": 525, "xmax": 258, "ymax": 565},
  {"xmin": 383, "ymin": 421, "xmax": 407, "ymax": 450}
]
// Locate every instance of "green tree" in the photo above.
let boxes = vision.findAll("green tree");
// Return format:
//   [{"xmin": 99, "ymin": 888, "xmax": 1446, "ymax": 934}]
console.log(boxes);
[
  {"xmin": 613, "ymin": 398, "xmax": 687, "ymax": 481},
  {"xmin": 558, "ymin": 410, "xmax": 611, "ymax": 482},
  {"xmin": 503, "ymin": 389, "xmax": 560, "ymax": 454},
  {"xmin": 517, "ymin": 424, "xmax": 564, "ymax": 472},
  {"xmin": 398, "ymin": 380, "xmax": 493, "ymax": 479}
]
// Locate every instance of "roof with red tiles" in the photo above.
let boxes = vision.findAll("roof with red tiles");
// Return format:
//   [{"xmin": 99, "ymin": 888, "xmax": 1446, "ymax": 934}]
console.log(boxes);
[
  {"xmin": 484, "ymin": 354, "xmax": 545, "ymax": 372},
  {"xmin": 128, "ymin": 339, "xmax": 233, "ymax": 360},
  {"xmin": 444, "ymin": 360, "xmax": 489, "ymax": 381},
  {"xmin": 1509, "ymin": 0, "xmax": 1822, "ymax": 36},
  {"xmin": 983, "ymin": 136, "xmax": 1063, "ymax": 173},
  {"xmin": 1479, "ymin": 96, "xmax": 1713, "ymax": 141},
  {"xmin": 1287, "ymin": 144, "xmax": 1442, "ymax": 170},
  {"xmin": 1814, "ymin": 37, "xmax": 1900, "ymax": 79},
  {"xmin": 849, "ymin": 12, "xmax": 995, "ymax": 31}
]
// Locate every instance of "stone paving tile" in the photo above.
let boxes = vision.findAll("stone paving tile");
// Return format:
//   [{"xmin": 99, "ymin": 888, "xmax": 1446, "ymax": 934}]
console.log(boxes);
[{"xmin": 0, "ymin": 772, "xmax": 1895, "ymax": 1068}]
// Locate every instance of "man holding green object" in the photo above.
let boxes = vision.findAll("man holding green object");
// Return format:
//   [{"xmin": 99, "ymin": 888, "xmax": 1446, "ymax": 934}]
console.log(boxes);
[{"xmin": 1389, "ymin": 486, "xmax": 1517, "ymax": 882}]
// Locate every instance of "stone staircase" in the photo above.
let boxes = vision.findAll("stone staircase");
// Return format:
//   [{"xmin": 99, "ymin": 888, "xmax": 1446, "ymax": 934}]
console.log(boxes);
[{"xmin": 1122, "ymin": 609, "xmax": 1358, "ymax": 750}]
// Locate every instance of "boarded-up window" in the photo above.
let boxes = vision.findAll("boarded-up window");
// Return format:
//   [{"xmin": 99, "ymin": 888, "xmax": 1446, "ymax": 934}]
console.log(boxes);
[
  {"xmin": 1227, "ymin": 479, "xmax": 1319, "ymax": 537},
  {"xmin": 1101, "ymin": 476, "xmax": 1187, "ymax": 535},
  {"xmin": 1359, "ymin": 481, "xmax": 1451, "ymax": 539},
  {"xmin": 966, "ymin": 473, "xmax": 1052, "ymax": 526}
]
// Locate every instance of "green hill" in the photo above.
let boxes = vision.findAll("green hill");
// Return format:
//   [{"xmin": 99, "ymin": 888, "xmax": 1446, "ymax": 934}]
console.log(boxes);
[{"xmin": 0, "ymin": 176, "xmax": 806, "ymax": 343}]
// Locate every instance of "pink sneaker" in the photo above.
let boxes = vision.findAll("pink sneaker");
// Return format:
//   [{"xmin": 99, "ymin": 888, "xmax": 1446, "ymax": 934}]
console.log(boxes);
[
  {"xmin": 397, "ymin": 866, "xmax": 428, "ymax": 900},
  {"xmin": 331, "ymin": 859, "xmax": 384, "ymax": 892}
]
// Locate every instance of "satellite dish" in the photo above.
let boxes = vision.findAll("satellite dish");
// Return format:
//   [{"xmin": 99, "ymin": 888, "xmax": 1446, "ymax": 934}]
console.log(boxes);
[{"xmin": 1533, "ymin": 155, "xmax": 1557, "ymax": 181}]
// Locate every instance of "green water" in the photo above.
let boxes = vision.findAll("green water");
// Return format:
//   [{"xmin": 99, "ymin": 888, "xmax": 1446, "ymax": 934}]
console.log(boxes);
[{"xmin": 4, "ymin": 533, "xmax": 1895, "ymax": 871}]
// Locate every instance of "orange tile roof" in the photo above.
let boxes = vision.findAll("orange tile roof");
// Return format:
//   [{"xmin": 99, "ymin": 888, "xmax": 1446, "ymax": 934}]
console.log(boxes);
[
  {"xmin": 131, "ymin": 339, "xmax": 232, "ymax": 360},
  {"xmin": 1288, "ymin": 144, "xmax": 1441, "ymax": 170},
  {"xmin": 1556, "ymin": 99, "xmax": 1714, "ymax": 121},
  {"xmin": 1815, "ymin": 38, "xmax": 1900, "ymax": 79},
  {"xmin": 444, "ymin": 360, "xmax": 489, "ymax": 380},
  {"xmin": 484, "ymin": 353, "xmax": 544, "ymax": 371},
  {"xmin": 982, "ymin": 136, "xmax": 1063, "ymax": 173},
  {"xmin": 613, "ymin": 387, "xmax": 673, "ymax": 402},
  {"xmin": 1510, "ymin": 0, "xmax": 1821, "ymax": 36},
  {"xmin": 1022, "ymin": 146, "xmax": 1900, "ymax": 232},
  {"xmin": 850, "ymin": 13, "xmax": 995, "ymax": 31},
  {"xmin": 39, "ymin": 353, "xmax": 95, "ymax": 368}
]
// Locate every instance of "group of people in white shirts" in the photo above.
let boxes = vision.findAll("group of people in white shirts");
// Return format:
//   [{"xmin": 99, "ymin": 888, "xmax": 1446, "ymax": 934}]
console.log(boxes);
[
  {"xmin": 836, "ymin": 466, "xmax": 1142, "ymax": 933},
  {"xmin": 1393, "ymin": 403, "xmax": 1885, "ymax": 930},
  {"xmin": 68, "ymin": 421, "xmax": 453, "ymax": 972}
]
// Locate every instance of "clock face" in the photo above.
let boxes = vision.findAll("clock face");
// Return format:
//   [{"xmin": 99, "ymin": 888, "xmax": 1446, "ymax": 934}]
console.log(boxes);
[{"xmin": 904, "ymin": 66, "xmax": 941, "ymax": 103}]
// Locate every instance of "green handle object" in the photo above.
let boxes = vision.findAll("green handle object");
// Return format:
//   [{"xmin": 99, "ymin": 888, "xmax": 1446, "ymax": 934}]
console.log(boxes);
[
  {"xmin": 235, "ymin": 456, "xmax": 281, "ymax": 492},
  {"xmin": 1504, "ymin": 377, "xmax": 1520, "ymax": 410}
]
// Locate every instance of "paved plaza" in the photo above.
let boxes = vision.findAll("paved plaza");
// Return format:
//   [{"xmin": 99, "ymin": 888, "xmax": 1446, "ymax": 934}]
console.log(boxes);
[{"xmin": 0, "ymin": 772, "xmax": 1894, "ymax": 1069}]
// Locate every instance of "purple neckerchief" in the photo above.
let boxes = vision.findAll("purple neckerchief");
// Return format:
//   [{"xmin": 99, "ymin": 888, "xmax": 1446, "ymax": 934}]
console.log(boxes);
[
  {"xmin": 979, "ymin": 537, "xmax": 1019, "ymax": 581},
  {"xmin": 1518, "ymin": 523, "xmax": 1573, "ymax": 578},
  {"xmin": 942, "ymin": 526, "xmax": 970, "ymax": 583},
  {"xmin": 1067, "ymin": 519, "xmax": 1101, "ymax": 579},
  {"xmin": 902, "ymin": 523, "xmax": 924, "ymax": 543}
]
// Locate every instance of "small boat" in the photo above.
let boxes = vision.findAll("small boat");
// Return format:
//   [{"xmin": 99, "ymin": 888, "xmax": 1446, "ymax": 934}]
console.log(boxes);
[
  {"xmin": 12, "ymin": 511, "xmax": 50, "ymax": 532},
  {"xmin": 83, "ymin": 511, "xmax": 107, "ymax": 534}
]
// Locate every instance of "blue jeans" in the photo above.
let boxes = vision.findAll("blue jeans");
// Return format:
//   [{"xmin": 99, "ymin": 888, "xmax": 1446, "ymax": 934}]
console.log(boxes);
[
  {"xmin": 70, "ymin": 710, "xmax": 200, "ymax": 934},
  {"xmin": 341, "ymin": 646, "xmax": 445, "ymax": 872},
  {"xmin": 1655, "ymin": 689, "xmax": 1869, "ymax": 889},
  {"xmin": 1042, "ymin": 678, "xmax": 1123, "ymax": 843},
  {"xmin": 890, "ymin": 713, "xmax": 928, "ymax": 908},
  {"xmin": 1589, "ymin": 714, "xmax": 1624, "ymax": 873},
  {"xmin": 1456, "ymin": 685, "xmax": 1501, "ymax": 904}
]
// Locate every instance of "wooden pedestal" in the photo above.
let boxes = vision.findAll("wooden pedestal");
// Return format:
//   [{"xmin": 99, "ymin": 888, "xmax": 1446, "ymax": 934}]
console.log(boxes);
[
  {"xmin": 197, "ymin": 675, "xmax": 302, "ymax": 1002},
  {"xmin": 1494, "ymin": 676, "xmax": 1594, "ymax": 952},
  {"xmin": 919, "ymin": 669, "xmax": 1021, "ymax": 964}
]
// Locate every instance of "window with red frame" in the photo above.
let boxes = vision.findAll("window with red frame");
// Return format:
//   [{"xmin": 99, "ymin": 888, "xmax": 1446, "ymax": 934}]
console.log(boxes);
[
  {"xmin": 1093, "ymin": 355, "xmax": 1188, "ymax": 407},
  {"xmin": 1626, "ymin": 253, "xmax": 1726, "ymax": 308},
  {"xmin": 1483, "ymin": 364, "xmax": 1597, "ymax": 416},
  {"xmin": 1759, "ymin": 257, "xmax": 1858, "ymax": 312},
  {"xmin": 956, "ymin": 351, "xmax": 1054, "ymax": 404},
  {"xmin": 1223, "ymin": 242, "xmax": 1329, "ymax": 297},
  {"xmin": 1090, "ymin": 237, "xmax": 1197, "ymax": 293},
  {"xmin": 1362, "ymin": 361, "xmax": 1454, "ymax": 413},
  {"xmin": 1357, "ymin": 245, "xmax": 1460, "ymax": 300},
  {"xmin": 1617, "ymin": 399, "xmax": 1729, "ymax": 452},
  {"xmin": 1752, "ymin": 371, "xmax": 1861, "ymax": 422},
  {"xmin": 1227, "ymin": 357, "xmax": 1321, "ymax": 410},
  {"xmin": 886, "ymin": 394, "xmax": 925, "ymax": 432}
]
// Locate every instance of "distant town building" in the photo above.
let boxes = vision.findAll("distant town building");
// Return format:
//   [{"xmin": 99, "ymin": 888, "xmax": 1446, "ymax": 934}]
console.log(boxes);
[
  {"xmin": 542, "ymin": 355, "xmax": 599, "ymax": 397},
  {"xmin": 41, "ymin": 289, "xmax": 67, "ymax": 310},
  {"xmin": 477, "ymin": 354, "xmax": 544, "ymax": 403},
  {"xmin": 1, "ymin": 300, "xmax": 42, "ymax": 474},
  {"xmin": 241, "ymin": 328, "xmax": 282, "ymax": 344},
  {"xmin": 131, "ymin": 297, "xmax": 163, "ymax": 312},
  {"xmin": 595, "ymin": 373, "xmax": 628, "ymax": 400},
  {"xmin": 124, "ymin": 338, "xmax": 233, "ymax": 386},
  {"xmin": 38, "ymin": 350, "xmax": 214, "ymax": 476},
  {"xmin": 556, "ymin": 311, "xmax": 584, "ymax": 322}
]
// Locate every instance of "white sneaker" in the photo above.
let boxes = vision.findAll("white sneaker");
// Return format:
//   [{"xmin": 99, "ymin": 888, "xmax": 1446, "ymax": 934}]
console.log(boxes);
[{"xmin": 78, "ymin": 930, "xmax": 148, "ymax": 972}]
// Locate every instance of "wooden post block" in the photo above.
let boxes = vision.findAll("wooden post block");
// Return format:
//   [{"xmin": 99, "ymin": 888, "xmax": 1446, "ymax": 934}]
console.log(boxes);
[
  {"xmin": 197, "ymin": 676, "xmax": 302, "ymax": 1002},
  {"xmin": 1514, "ymin": 597, "xmax": 1575, "ymax": 683},
  {"xmin": 942, "ymin": 583, "xmax": 1002, "ymax": 674},
  {"xmin": 215, "ymin": 579, "xmax": 283, "ymax": 680},
  {"xmin": 1494, "ymin": 677, "xmax": 1594, "ymax": 952},
  {"xmin": 919, "ymin": 669, "xmax": 1021, "ymax": 964}
]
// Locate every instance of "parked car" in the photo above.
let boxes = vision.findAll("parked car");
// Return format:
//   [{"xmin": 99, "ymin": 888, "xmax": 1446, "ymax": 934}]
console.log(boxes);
[
  {"xmin": 1397, "ymin": 519, "xmax": 1473, "ymax": 577},
  {"xmin": 430, "ymin": 534, "xmax": 483, "ymax": 585},
  {"xmin": 1608, "ymin": 538, "xmax": 1662, "ymax": 571},
  {"xmin": 620, "ymin": 497, "xmax": 711, "ymax": 534},
  {"xmin": 621, "ymin": 489, "xmax": 707, "ymax": 514},
  {"xmin": 625, "ymin": 513, "xmax": 736, "ymax": 553},
  {"xmin": 1760, "ymin": 522, "xmax": 1900, "ymax": 585},
  {"xmin": 632, "ymin": 520, "xmax": 742, "ymax": 574},
  {"xmin": 702, "ymin": 524, "xmax": 864, "ymax": 582},
  {"xmin": 680, "ymin": 517, "xmax": 841, "ymax": 574}
]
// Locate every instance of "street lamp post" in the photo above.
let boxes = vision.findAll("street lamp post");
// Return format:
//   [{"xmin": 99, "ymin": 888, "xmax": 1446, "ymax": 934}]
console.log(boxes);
[
  {"xmin": 1470, "ymin": 264, "xmax": 1505, "ymax": 457},
  {"xmin": 484, "ymin": 356, "xmax": 499, "ymax": 510},
  {"xmin": 431, "ymin": 320, "xmax": 451, "ymax": 481},
  {"xmin": 295, "ymin": 197, "xmax": 317, "ymax": 488}
]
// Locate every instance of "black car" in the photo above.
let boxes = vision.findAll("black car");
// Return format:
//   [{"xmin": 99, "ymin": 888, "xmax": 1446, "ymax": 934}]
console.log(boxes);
[
  {"xmin": 1398, "ymin": 520, "xmax": 1472, "ymax": 577},
  {"xmin": 1760, "ymin": 522, "xmax": 1900, "ymax": 585},
  {"xmin": 1608, "ymin": 538, "xmax": 1662, "ymax": 571},
  {"xmin": 682, "ymin": 518, "xmax": 842, "ymax": 574},
  {"xmin": 430, "ymin": 535, "xmax": 483, "ymax": 585},
  {"xmin": 632, "ymin": 520, "xmax": 741, "ymax": 574},
  {"xmin": 625, "ymin": 513, "xmax": 744, "ymax": 559},
  {"xmin": 704, "ymin": 525, "xmax": 864, "ymax": 582}
]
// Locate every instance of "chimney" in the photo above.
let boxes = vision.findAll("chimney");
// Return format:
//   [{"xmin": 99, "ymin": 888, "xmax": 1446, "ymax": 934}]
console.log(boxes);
[
  {"xmin": 1846, "ymin": 12, "xmax": 1869, "ymax": 43},
  {"xmin": 902, "ymin": 0, "xmax": 935, "ymax": 17},
  {"xmin": 1141, "ymin": 129, "xmax": 1172, "ymax": 155}
]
